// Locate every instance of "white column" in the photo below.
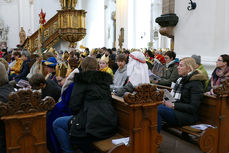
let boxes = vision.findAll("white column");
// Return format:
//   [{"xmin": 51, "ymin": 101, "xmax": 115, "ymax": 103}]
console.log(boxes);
[
  {"xmin": 116, "ymin": 0, "xmax": 151, "ymax": 49},
  {"xmin": 104, "ymin": 0, "xmax": 116, "ymax": 48},
  {"xmin": 151, "ymin": 0, "xmax": 162, "ymax": 49},
  {"xmin": 80, "ymin": 0, "xmax": 105, "ymax": 49},
  {"xmin": 135, "ymin": 0, "xmax": 151, "ymax": 48},
  {"xmin": 29, "ymin": 0, "xmax": 35, "ymax": 34},
  {"xmin": 116, "ymin": 0, "xmax": 130, "ymax": 48}
]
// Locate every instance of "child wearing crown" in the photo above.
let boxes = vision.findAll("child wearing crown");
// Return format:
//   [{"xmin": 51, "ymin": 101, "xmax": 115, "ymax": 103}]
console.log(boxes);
[{"xmin": 99, "ymin": 54, "xmax": 113, "ymax": 77}]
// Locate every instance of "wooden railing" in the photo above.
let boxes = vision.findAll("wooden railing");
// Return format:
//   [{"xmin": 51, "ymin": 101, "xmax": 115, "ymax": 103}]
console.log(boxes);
[{"xmin": 22, "ymin": 9, "xmax": 86, "ymax": 53}]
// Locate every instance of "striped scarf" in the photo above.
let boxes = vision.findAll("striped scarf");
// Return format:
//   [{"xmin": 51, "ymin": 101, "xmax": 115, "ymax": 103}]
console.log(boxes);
[
  {"xmin": 171, "ymin": 77, "xmax": 183, "ymax": 101},
  {"xmin": 171, "ymin": 71, "xmax": 196, "ymax": 102}
]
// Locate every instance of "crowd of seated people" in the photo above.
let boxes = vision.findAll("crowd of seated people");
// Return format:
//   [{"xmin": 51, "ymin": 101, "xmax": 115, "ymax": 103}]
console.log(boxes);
[
  {"xmin": 0, "ymin": 46, "xmax": 229, "ymax": 153},
  {"xmin": 0, "ymin": 62, "xmax": 15, "ymax": 153}
]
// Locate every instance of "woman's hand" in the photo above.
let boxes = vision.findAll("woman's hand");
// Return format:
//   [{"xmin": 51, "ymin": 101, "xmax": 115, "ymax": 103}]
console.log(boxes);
[{"xmin": 163, "ymin": 101, "xmax": 175, "ymax": 109}]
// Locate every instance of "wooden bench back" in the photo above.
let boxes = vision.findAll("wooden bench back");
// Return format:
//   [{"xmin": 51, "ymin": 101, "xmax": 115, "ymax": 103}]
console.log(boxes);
[
  {"xmin": 111, "ymin": 84, "xmax": 163, "ymax": 153},
  {"xmin": 199, "ymin": 78, "xmax": 229, "ymax": 127},
  {"xmin": 0, "ymin": 89, "xmax": 55, "ymax": 153}
]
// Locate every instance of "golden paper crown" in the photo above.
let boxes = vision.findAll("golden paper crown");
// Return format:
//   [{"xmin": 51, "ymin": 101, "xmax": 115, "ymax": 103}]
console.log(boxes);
[
  {"xmin": 90, "ymin": 48, "xmax": 97, "ymax": 55},
  {"xmin": 100, "ymin": 54, "xmax": 109, "ymax": 63},
  {"xmin": 82, "ymin": 51, "xmax": 88, "ymax": 57},
  {"xmin": 80, "ymin": 45, "xmax": 86, "ymax": 49}
]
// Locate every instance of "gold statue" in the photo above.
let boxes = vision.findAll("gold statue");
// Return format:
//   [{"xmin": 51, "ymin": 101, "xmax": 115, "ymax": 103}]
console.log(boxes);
[
  {"xmin": 19, "ymin": 27, "xmax": 26, "ymax": 45},
  {"xmin": 59, "ymin": 0, "xmax": 78, "ymax": 10}
]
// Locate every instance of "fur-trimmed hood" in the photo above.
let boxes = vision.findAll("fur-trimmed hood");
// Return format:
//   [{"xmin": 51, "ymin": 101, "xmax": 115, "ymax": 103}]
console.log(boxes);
[
  {"xmin": 74, "ymin": 70, "xmax": 113, "ymax": 85},
  {"xmin": 189, "ymin": 70, "xmax": 208, "ymax": 81}
]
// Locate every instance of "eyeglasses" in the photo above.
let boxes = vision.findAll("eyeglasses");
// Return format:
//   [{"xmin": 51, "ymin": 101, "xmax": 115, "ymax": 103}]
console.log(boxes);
[{"xmin": 217, "ymin": 59, "xmax": 223, "ymax": 62}]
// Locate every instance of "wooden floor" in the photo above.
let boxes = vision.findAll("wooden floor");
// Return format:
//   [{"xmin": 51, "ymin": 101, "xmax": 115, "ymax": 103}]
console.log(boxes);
[{"xmin": 160, "ymin": 130, "xmax": 202, "ymax": 153}]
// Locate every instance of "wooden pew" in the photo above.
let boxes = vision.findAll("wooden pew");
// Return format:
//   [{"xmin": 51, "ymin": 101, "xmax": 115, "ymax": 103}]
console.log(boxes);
[
  {"xmin": 0, "ymin": 89, "xmax": 55, "ymax": 153},
  {"xmin": 93, "ymin": 84, "xmax": 164, "ymax": 153},
  {"xmin": 156, "ymin": 78, "xmax": 229, "ymax": 153}
]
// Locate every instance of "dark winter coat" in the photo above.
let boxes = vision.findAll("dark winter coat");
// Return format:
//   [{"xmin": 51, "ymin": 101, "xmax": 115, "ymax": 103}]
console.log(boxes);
[
  {"xmin": 69, "ymin": 71, "xmax": 117, "ymax": 139},
  {"xmin": 174, "ymin": 71, "xmax": 207, "ymax": 126},
  {"xmin": 0, "ymin": 83, "xmax": 15, "ymax": 103},
  {"xmin": 0, "ymin": 83, "xmax": 14, "ymax": 153}
]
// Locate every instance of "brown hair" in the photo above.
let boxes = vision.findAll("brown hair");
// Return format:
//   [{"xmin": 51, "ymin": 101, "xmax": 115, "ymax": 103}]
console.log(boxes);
[
  {"xmin": 116, "ymin": 54, "xmax": 126, "ymax": 62},
  {"xmin": 220, "ymin": 54, "xmax": 229, "ymax": 66},
  {"xmin": 13, "ymin": 51, "xmax": 21, "ymax": 57},
  {"xmin": 81, "ymin": 57, "xmax": 98, "ymax": 71},
  {"xmin": 29, "ymin": 73, "xmax": 46, "ymax": 88},
  {"xmin": 0, "ymin": 62, "xmax": 8, "ymax": 86}
]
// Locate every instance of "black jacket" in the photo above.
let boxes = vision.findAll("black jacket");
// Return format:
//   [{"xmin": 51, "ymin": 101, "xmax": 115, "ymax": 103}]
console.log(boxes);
[
  {"xmin": 69, "ymin": 71, "xmax": 117, "ymax": 139},
  {"xmin": 42, "ymin": 79, "xmax": 61, "ymax": 102},
  {"xmin": 174, "ymin": 71, "xmax": 207, "ymax": 126},
  {"xmin": 0, "ymin": 83, "xmax": 15, "ymax": 103}
]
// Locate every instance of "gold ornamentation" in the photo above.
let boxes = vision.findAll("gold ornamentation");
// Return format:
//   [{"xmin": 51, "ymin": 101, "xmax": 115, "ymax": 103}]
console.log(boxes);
[
  {"xmin": 59, "ymin": 0, "xmax": 78, "ymax": 10},
  {"xmin": 22, "ymin": 6, "xmax": 86, "ymax": 52}
]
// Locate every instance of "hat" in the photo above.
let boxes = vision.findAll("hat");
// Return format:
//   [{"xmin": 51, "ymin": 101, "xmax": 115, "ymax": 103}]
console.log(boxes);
[
  {"xmin": 42, "ymin": 57, "xmax": 57, "ymax": 67},
  {"xmin": 100, "ymin": 54, "xmax": 109, "ymax": 63},
  {"xmin": 191, "ymin": 54, "xmax": 201, "ymax": 65},
  {"xmin": 155, "ymin": 54, "xmax": 166, "ymax": 64}
]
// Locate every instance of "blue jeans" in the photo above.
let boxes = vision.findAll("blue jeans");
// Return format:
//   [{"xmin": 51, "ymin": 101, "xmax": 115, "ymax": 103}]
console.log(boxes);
[
  {"xmin": 53, "ymin": 115, "xmax": 74, "ymax": 153},
  {"xmin": 157, "ymin": 104, "xmax": 177, "ymax": 133}
]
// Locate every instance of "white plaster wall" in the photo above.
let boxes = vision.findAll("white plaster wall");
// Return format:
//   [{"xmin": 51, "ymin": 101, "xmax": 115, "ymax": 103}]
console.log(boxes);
[
  {"xmin": 174, "ymin": 0, "xmax": 229, "ymax": 75},
  {"xmin": 79, "ymin": 0, "xmax": 105, "ymax": 50},
  {"xmin": 116, "ymin": 0, "xmax": 153, "ymax": 49},
  {"xmin": 151, "ymin": 0, "xmax": 162, "ymax": 49},
  {"xmin": 104, "ymin": 0, "xmax": 116, "ymax": 48},
  {"xmin": 116, "ymin": 0, "xmax": 129, "ymax": 49},
  {"xmin": 135, "ymin": 0, "xmax": 151, "ymax": 49},
  {"xmin": 0, "ymin": 0, "xmax": 20, "ymax": 49},
  {"xmin": 33, "ymin": 0, "xmax": 60, "ymax": 31}
]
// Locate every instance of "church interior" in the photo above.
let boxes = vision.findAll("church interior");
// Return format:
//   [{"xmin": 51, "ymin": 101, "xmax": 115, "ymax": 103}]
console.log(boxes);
[{"xmin": 0, "ymin": 0, "xmax": 229, "ymax": 153}]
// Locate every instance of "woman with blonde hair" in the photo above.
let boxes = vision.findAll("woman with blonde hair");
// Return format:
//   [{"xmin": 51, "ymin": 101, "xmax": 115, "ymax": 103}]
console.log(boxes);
[{"xmin": 157, "ymin": 57, "xmax": 207, "ymax": 132}]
